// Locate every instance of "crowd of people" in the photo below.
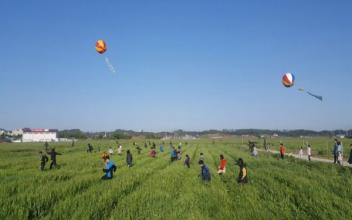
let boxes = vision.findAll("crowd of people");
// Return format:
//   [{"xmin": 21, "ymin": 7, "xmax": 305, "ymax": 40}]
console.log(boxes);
[{"xmin": 38, "ymin": 139, "xmax": 352, "ymax": 185}]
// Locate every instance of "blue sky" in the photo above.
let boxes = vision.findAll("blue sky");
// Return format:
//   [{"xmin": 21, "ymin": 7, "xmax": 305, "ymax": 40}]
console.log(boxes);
[{"xmin": 0, "ymin": 0, "xmax": 351, "ymax": 131}]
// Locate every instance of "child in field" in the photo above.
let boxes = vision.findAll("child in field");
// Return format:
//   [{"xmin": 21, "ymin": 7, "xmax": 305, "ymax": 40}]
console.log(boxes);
[
  {"xmin": 217, "ymin": 154, "xmax": 227, "ymax": 175},
  {"xmin": 126, "ymin": 150, "xmax": 133, "ymax": 168},
  {"xmin": 198, "ymin": 160, "xmax": 211, "ymax": 182},
  {"xmin": 236, "ymin": 158, "xmax": 248, "ymax": 184},
  {"xmin": 298, "ymin": 146, "xmax": 303, "ymax": 158},
  {"xmin": 39, "ymin": 151, "xmax": 48, "ymax": 171},
  {"xmin": 184, "ymin": 154, "xmax": 190, "ymax": 168},
  {"xmin": 307, "ymin": 145, "xmax": 312, "ymax": 161},
  {"xmin": 159, "ymin": 144, "xmax": 164, "ymax": 153},
  {"xmin": 47, "ymin": 148, "xmax": 62, "ymax": 169},
  {"xmin": 279, "ymin": 143, "xmax": 286, "ymax": 159},
  {"xmin": 101, "ymin": 153, "xmax": 117, "ymax": 180}
]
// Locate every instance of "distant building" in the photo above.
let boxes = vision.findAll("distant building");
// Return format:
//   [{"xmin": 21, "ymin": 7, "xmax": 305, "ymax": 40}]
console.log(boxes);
[
  {"xmin": 22, "ymin": 128, "xmax": 58, "ymax": 142},
  {"xmin": 347, "ymin": 130, "xmax": 352, "ymax": 138},
  {"xmin": 272, "ymin": 133, "xmax": 279, "ymax": 137}
]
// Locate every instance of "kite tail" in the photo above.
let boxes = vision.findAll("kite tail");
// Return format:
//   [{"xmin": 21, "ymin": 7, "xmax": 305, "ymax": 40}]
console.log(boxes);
[
  {"xmin": 307, "ymin": 91, "xmax": 323, "ymax": 101},
  {"xmin": 105, "ymin": 57, "xmax": 116, "ymax": 73}
]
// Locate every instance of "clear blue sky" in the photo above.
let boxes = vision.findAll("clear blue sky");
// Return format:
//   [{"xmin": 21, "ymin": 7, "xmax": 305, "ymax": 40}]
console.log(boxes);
[{"xmin": 0, "ymin": 0, "xmax": 351, "ymax": 131}]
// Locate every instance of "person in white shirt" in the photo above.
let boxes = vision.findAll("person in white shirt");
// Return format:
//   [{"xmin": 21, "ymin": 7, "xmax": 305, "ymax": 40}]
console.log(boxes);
[
  {"xmin": 117, "ymin": 145, "xmax": 122, "ymax": 155},
  {"xmin": 298, "ymin": 146, "xmax": 304, "ymax": 159},
  {"xmin": 307, "ymin": 145, "xmax": 312, "ymax": 161},
  {"xmin": 108, "ymin": 147, "xmax": 114, "ymax": 155}
]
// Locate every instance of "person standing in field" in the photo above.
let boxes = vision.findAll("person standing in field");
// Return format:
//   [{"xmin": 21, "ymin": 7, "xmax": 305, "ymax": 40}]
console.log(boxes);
[
  {"xmin": 126, "ymin": 150, "xmax": 133, "ymax": 168},
  {"xmin": 236, "ymin": 158, "xmax": 248, "ymax": 184},
  {"xmin": 184, "ymin": 154, "xmax": 190, "ymax": 168},
  {"xmin": 298, "ymin": 146, "xmax": 304, "ymax": 159},
  {"xmin": 279, "ymin": 143, "xmax": 286, "ymax": 160},
  {"xmin": 108, "ymin": 147, "xmax": 114, "ymax": 155},
  {"xmin": 336, "ymin": 141, "xmax": 343, "ymax": 165},
  {"xmin": 198, "ymin": 160, "xmax": 211, "ymax": 182},
  {"xmin": 170, "ymin": 147, "xmax": 177, "ymax": 162},
  {"xmin": 252, "ymin": 145, "xmax": 258, "ymax": 157},
  {"xmin": 307, "ymin": 145, "xmax": 312, "ymax": 161},
  {"xmin": 217, "ymin": 154, "xmax": 227, "ymax": 175},
  {"xmin": 47, "ymin": 148, "xmax": 62, "ymax": 169},
  {"xmin": 347, "ymin": 144, "xmax": 352, "ymax": 165},
  {"xmin": 39, "ymin": 151, "xmax": 48, "ymax": 171},
  {"xmin": 159, "ymin": 144, "xmax": 164, "ymax": 153},
  {"xmin": 332, "ymin": 139, "xmax": 339, "ymax": 164},
  {"xmin": 101, "ymin": 153, "xmax": 117, "ymax": 180},
  {"xmin": 117, "ymin": 145, "xmax": 123, "ymax": 155}
]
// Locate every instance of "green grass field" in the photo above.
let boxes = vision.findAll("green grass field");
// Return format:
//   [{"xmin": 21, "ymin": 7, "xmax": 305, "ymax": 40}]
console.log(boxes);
[{"xmin": 1, "ymin": 138, "xmax": 352, "ymax": 220}]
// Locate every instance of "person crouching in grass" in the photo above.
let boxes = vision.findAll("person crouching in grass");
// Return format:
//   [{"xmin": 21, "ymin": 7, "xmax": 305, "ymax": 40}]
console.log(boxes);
[
  {"xmin": 217, "ymin": 154, "xmax": 227, "ymax": 175},
  {"xmin": 236, "ymin": 158, "xmax": 248, "ymax": 184},
  {"xmin": 198, "ymin": 160, "xmax": 211, "ymax": 182},
  {"xmin": 101, "ymin": 152, "xmax": 117, "ymax": 180}
]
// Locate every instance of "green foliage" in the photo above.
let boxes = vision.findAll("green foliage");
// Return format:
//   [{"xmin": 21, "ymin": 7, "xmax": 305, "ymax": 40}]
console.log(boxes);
[
  {"xmin": 0, "ymin": 138, "xmax": 351, "ymax": 220},
  {"xmin": 58, "ymin": 129, "xmax": 87, "ymax": 139}
]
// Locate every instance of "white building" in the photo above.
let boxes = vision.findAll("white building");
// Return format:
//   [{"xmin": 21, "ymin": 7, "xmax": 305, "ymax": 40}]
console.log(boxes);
[{"xmin": 22, "ymin": 128, "xmax": 58, "ymax": 142}]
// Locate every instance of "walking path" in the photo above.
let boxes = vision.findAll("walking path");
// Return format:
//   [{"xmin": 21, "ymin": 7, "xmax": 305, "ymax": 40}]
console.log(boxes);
[{"xmin": 257, "ymin": 148, "xmax": 352, "ymax": 168}]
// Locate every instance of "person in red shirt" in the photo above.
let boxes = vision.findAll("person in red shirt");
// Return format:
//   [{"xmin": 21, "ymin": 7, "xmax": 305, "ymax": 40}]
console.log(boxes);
[
  {"xmin": 217, "ymin": 154, "xmax": 227, "ymax": 175},
  {"xmin": 279, "ymin": 143, "xmax": 286, "ymax": 159}
]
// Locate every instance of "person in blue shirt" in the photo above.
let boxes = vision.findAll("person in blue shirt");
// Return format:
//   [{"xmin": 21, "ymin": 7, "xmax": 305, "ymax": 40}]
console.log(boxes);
[
  {"xmin": 170, "ymin": 147, "xmax": 177, "ymax": 162},
  {"xmin": 101, "ymin": 153, "xmax": 117, "ymax": 180},
  {"xmin": 159, "ymin": 144, "xmax": 164, "ymax": 153},
  {"xmin": 198, "ymin": 160, "xmax": 211, "ymax": 182}
]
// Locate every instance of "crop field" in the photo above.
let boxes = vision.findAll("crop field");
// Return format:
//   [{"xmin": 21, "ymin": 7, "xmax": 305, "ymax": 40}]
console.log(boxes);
[{"xmin": 1, "ymin": 138, "xmax": 352, "ymax": 220}]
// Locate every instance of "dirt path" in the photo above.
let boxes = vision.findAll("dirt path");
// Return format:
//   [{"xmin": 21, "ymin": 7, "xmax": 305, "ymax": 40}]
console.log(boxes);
[{"xmin": 257, "ymin": 148, "xmax": 352, "ymax": 168}]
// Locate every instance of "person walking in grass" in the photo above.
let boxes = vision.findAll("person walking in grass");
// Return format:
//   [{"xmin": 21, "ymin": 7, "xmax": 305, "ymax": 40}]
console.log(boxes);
[
  {"xmin": 108, "ymin": 147, "xmax": 114, "ymax": 155},
  {"xmin": 126, "ymin": 150, "xmax": 133, "ymax": 168},
  {"xmin": 336, "ymin": 141, "xmax": 343, "ymax": 165},
  {"xmin": 298, "ymin": 146, "xmax": 304, "ymax": 159},
  {"xmin": 236, "ymin": 158, "xmax": 248, "ymax": 184},
  {"xmin": 307, "ymin": 145, "xmax": 312, "ymax": 161},
  {"xmin": 170, "ymin": 147, "xmax": 177, "ymax": 162},
  {"xmin": 348, "ymin": 144, "xmax": 352, "ymax": 165},
  {"xmin": 199, "ymin": 152, "xmax": 205, "ymax": 163},
  {"xmin": 101, "ymin": 153, "xmax": 117, "ymax": 180},
  {"xmin": 159, "ymin": 144, "xmax": 164, "ymax": 153},
  {"xmin": 39, "ymin": 151, "xmax": 48, "ymax": 171},
  {"xmin": 47, "ymin": 148, "xmax": 62, "ymax": 169},
  {"xmin": 184, "ymin": 154, "xmax": 190, "ymax": 168},
  {"xmin": 252, "ymin": 145, "xmax": 258, "ymax": 157},
  {"xmin": 279, "ymin": 143, "xmax": 286, "ymax": 160},
  {"xmin": 117, "ymin": 145, "xmax": 122, "ymax": 155},
  {"xmin": 217, "ymin": 154, "xmax": 227, "ymax": 175},
  {"xmin": 332, "ymin": 139, "xmax": 339, "ymax": 164},
  {"xmin": 198, "ymin": 160, "xmax": 211, "ymax": 182}
]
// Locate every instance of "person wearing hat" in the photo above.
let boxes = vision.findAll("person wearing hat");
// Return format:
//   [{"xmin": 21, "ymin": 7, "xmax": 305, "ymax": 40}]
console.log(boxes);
[
  {"xmin": 198, "ymin": 160, "xmax": 211, "ymax": 182},
  {"xmin": 236, "ymin": 158, "xmax": 248, "ymax": 184}
]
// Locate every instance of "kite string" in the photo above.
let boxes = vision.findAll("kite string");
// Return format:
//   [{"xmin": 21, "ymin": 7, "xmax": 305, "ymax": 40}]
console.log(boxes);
[{"xmin": 104, "ymin": 56, "xmax": 116, "ymax": 73}]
